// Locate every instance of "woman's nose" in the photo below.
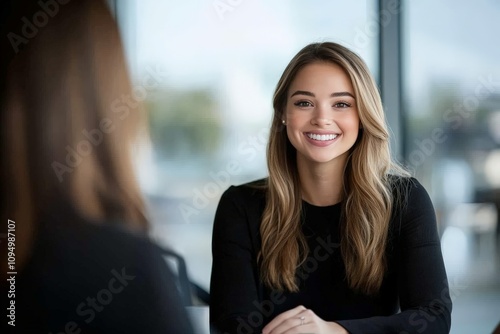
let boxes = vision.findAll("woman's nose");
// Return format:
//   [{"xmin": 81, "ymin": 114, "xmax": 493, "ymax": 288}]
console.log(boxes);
[{"xmin": 311, "ymin": 104, "xmax": 332, "ymax": 126}]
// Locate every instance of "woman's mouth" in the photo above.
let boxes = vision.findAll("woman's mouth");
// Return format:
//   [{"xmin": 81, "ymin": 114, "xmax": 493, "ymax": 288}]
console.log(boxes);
[{"xmin": 305, "ymin": 133, "xmax": 339, "ymax": 141}]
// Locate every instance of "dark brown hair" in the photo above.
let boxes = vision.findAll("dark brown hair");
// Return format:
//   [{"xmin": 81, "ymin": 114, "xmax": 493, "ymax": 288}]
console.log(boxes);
[{"xmin": 1, "ymin": 0, "xmax": 148, "ymax": 276}]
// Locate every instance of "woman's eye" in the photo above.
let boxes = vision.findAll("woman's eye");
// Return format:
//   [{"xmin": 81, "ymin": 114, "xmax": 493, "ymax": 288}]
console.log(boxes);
[
  {"xmin": 294, "ymin": 101, "xmax": 312, "ymax": 107},
  {"xmin": 334, "ymin": 102, "xmax": 351, "ymax": 108}
]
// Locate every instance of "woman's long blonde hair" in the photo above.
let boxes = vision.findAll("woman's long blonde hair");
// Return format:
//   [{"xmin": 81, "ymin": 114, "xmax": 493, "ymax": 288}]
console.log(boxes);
[
  {"xmin": 0, "ymin": 0, "xmax": 148, "ymax": 276},
  {"xmin": 260, "ymin": 42, "xmax": 409, "ymax": 295}
]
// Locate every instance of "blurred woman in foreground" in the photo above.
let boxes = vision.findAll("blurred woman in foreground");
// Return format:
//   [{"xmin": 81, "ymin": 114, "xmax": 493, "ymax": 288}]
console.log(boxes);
[{"xmin": 0, "ymin": 0, "xmax": 192, "ymax": 332}]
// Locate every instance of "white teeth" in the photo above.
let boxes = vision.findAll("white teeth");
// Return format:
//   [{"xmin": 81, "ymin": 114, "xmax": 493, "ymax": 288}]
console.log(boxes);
[{"xmin": 306, "ymin": 133, "xmax": 338, "ymax": 141}]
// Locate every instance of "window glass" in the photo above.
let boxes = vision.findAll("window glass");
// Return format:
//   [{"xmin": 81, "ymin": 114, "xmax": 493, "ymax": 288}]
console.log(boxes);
[{"xmin": 404, "ymin": 1, "xmax": 500, "ymax": 332}]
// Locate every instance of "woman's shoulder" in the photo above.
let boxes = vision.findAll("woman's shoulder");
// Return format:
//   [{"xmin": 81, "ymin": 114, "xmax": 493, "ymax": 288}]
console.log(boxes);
[
  {"xmin": 214, "ymin": 178, "xmax": 268, "ymax": 231},
  {"xmin": 220, "ymin": 177, "xmax": 268, "ymax": 204},
  {"xmin": 388, "ymin": 175, "xmax": 431, "ymax": 206},
  {"xmin": 387, "ymin": 174, "xmax": 416, "ymax": 189},
  {"xmin": 17, "ymin": 216, "xmax": 193, "ymax": 333},
  {"xmin": 33, "ymin": 215, "xmax": 160, "ymax": 274},
  {"xmin": 388, "ymin": 175, "xmax": 438, "ymax": 238}
]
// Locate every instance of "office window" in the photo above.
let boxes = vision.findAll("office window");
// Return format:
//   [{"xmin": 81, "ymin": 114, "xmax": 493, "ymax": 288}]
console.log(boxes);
[{"xmin": 404, "ymin": 1, "xmax": 500, "ymax": 332}]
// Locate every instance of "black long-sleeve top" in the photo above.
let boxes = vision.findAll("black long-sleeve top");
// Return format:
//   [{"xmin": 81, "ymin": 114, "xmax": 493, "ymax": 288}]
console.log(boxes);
[{"xmin": 210, "ymin": 177, "xmax": 452, "ymax": 334}]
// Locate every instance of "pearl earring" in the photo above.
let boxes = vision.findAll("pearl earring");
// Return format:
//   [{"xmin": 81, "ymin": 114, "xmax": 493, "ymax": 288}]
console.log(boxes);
[{"xmin": 282, "ymin": 120, "xmax": 286, "ymax": 125}]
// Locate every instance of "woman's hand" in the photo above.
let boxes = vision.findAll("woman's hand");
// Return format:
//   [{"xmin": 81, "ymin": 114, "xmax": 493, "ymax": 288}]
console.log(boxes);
[{"xmin": 262, "ymin": 305, "xmax": 349, "ymax": 334}]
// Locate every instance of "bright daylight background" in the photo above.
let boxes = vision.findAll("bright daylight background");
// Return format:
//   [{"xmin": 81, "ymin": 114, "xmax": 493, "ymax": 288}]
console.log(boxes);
[{"xmin": 112, "ymin": 1, "xmax": 500, "ymax": 333}]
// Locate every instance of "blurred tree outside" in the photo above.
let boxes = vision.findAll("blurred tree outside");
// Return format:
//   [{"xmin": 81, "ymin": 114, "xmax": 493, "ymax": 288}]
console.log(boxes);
[{"xmin": 146, "ymin": 88, "xmax": 222, "ymax": 161}]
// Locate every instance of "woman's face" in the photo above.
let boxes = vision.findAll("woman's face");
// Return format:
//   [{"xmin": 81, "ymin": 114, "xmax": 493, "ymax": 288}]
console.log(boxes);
[{"xmin": 284, "ymin": 61, "xmax": 360, "ymax": 168}]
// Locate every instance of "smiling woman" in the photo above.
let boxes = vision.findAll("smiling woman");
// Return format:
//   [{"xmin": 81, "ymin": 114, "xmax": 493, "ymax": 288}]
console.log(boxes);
[{"xmin": 210, "ymin": 42, "xmax": 452, "ymax": 334}]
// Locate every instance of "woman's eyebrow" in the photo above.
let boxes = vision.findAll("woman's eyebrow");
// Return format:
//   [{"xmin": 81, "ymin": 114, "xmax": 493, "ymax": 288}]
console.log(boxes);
[
  {"xmin": 331, "ymin": 91, "xmax": 355, "ymax": 98},
  {"xmin": 290, "ymin": 90, "xmax": 355, "ymax": 98}
]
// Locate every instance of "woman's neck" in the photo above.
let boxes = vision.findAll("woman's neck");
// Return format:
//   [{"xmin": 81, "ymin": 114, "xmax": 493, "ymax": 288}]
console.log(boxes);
[{"xmin": 297, "ymin": 155, "xmax": 347, "ymax": 206}]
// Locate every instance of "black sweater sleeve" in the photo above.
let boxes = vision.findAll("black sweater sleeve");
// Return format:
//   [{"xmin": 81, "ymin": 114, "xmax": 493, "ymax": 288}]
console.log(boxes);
[
  {"xmin": 210, "ymin": 185, "xmax": 264, "ymax": 334},
  {"xmin": 336, "ymin": 179, "xmax": 452, "ymax": 333}
]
